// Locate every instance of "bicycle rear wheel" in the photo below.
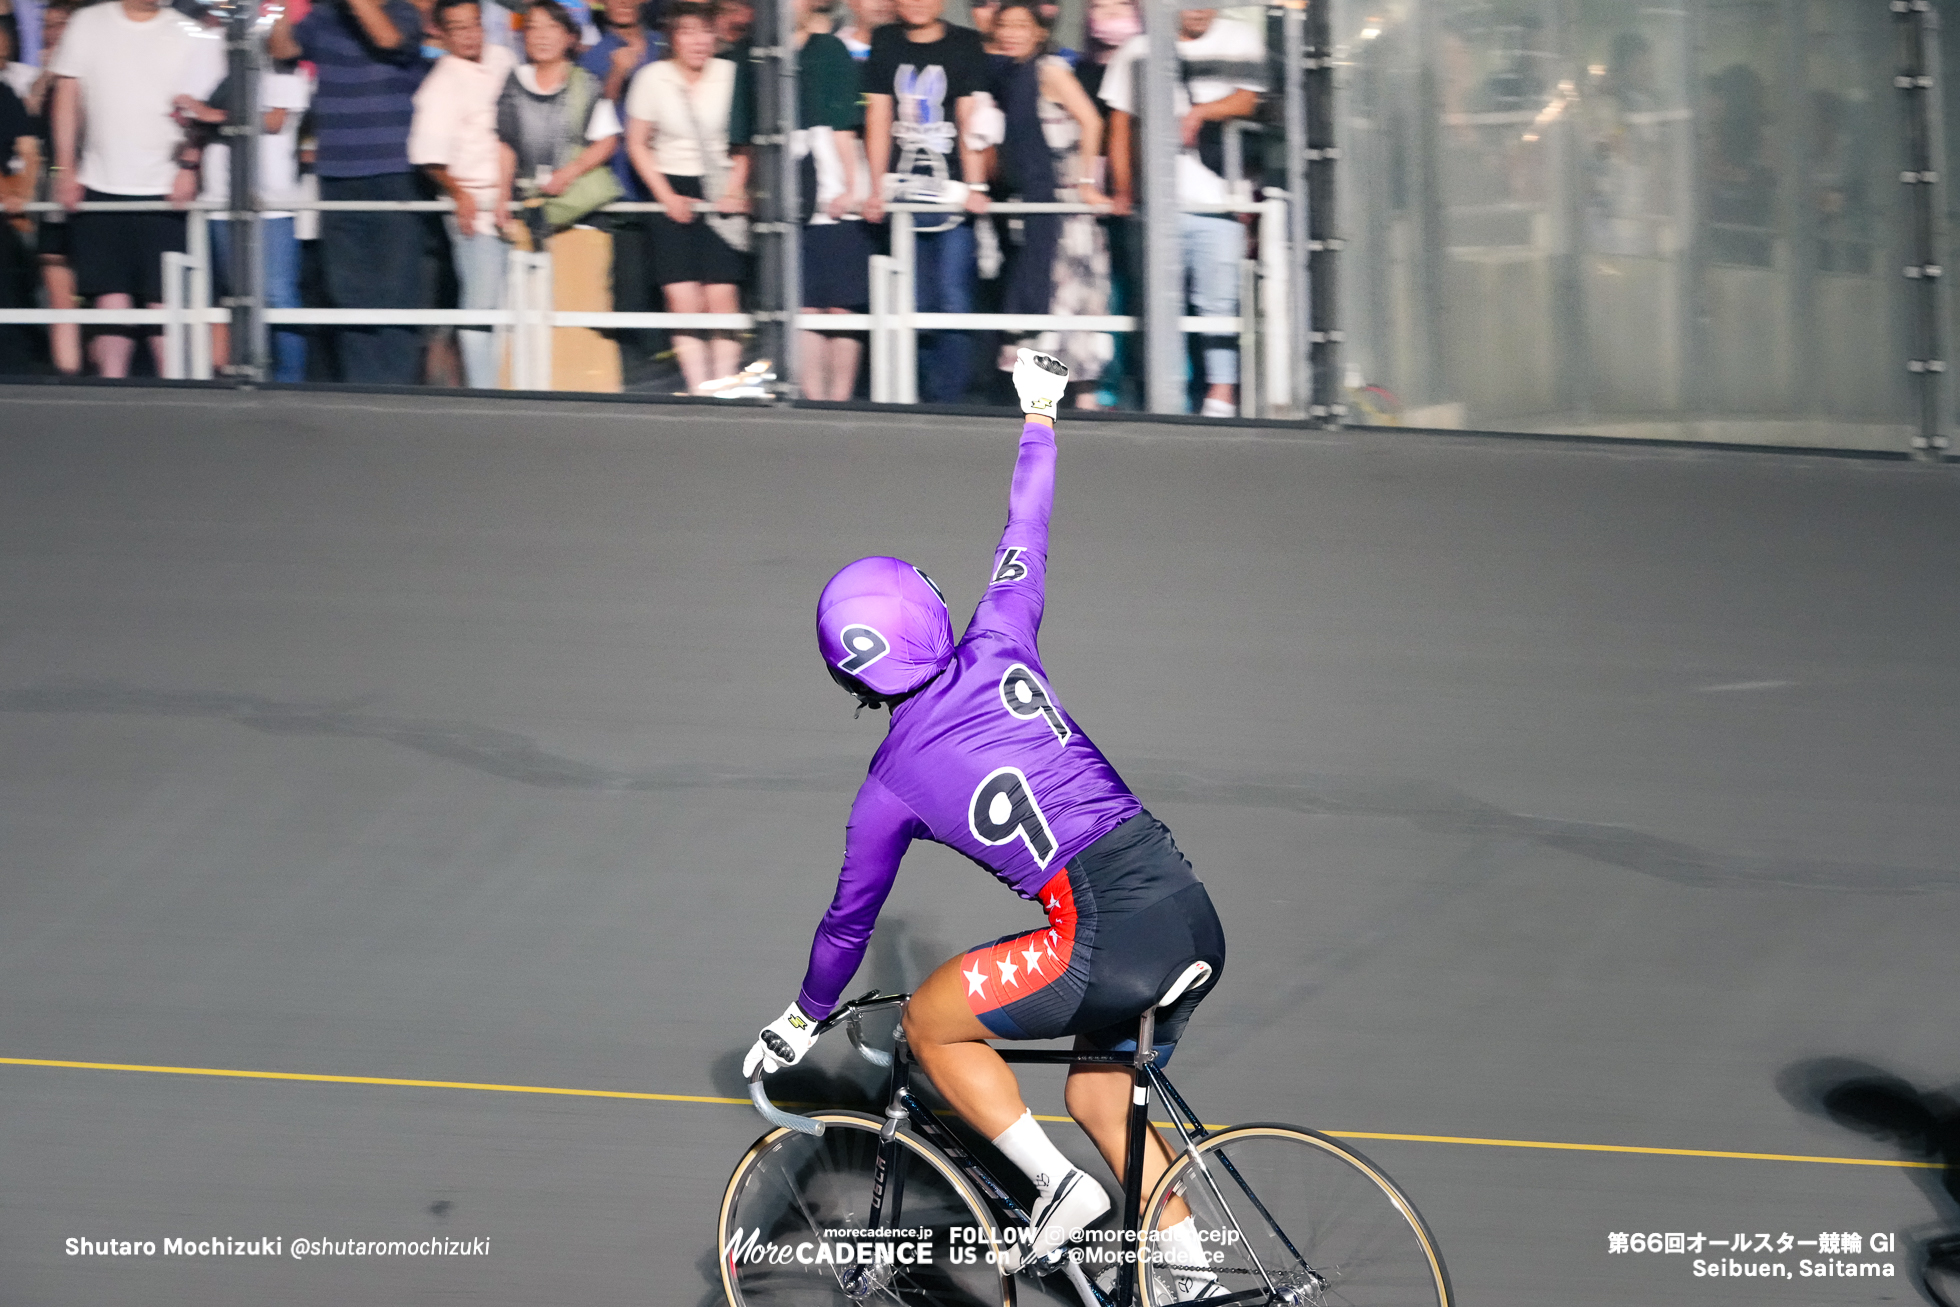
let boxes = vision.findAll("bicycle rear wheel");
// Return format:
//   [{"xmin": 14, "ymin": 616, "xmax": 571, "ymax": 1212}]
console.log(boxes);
[
  {"xmin": 1136, "ymin": 1124, "xmax": 1450, "ymax": 1307},
  {"xmin": 719, "ymin": 1110, "xmax": 1016, "ymax": 1307}
]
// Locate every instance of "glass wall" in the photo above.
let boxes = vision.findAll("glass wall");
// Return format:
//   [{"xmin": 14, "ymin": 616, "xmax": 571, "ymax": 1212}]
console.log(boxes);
[{"xmin": 1333, "ymin": 0, "xmax": 1923, "ymax": 438}]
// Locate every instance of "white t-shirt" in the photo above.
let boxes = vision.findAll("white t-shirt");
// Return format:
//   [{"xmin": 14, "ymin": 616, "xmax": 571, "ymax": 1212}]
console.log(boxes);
[
  {"xmin": 1098, "ymin": 19, "xmax": 1265, "ymax": 206},
  {"xmin": 408, "ymin": 45, "xmax": 518, "ymax": 235},
  {"xmin": 199, "ymin": 70, "xmax": 313, "ymax": 217},
  {"xmin": 1, "ymin": 62, "xmax": 38, "ymax": 104},
  {"xmin": 50, "ymin": 3, "xmax": 225, "ymax": 195},
  {"xmin": 624, "ymin": 58, "xmax": 735, "ymax": 178}
]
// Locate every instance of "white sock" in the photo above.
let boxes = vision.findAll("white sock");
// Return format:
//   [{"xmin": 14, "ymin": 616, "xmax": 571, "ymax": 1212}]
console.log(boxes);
[
  {"xmin": 991, "ymin": 1110, "xmax": 1075, "ymax": 1199},
  {"xmin": 1160, "ymin": 1216, "xmax": 1206, "ymax": 1270}
]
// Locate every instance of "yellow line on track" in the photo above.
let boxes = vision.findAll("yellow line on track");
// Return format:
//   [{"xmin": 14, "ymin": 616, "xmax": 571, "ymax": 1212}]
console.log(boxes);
[
  {"xmin": 3, "ymin": 1056, "xmax": 1939, "ymax": 1171},
  {"xmin": 0, "ymin": 1056, "xmax": 750, "ymax": 1106}
]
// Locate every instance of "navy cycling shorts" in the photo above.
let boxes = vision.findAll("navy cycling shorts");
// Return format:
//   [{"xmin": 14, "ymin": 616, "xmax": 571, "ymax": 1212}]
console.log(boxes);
[{"xmin": 960, "ymin": 812, "xmax": 1225, "ymax": 1063}]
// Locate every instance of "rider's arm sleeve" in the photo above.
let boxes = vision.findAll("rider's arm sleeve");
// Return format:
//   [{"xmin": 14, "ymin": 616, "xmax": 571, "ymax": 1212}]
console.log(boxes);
[
  {"xmin": 965, "ymin": 419, "xmax": 1056, "ymax": 645},
  {"xmin": 795, "ymin": 774, "xmax": 929, "ymax": 1020}
]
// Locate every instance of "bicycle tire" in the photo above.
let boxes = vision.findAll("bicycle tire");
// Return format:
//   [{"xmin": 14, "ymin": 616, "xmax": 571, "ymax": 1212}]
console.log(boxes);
[
  {"xmin": 719, "ymin": 1109, "xmax": 1017, "ymax": 1307},
  {"xmin": 1135, "ymin": 1123, "xmax": 1451, "ymax": 1307}
]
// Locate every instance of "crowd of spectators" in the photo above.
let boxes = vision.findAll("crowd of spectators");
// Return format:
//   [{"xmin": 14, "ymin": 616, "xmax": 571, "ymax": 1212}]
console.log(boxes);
[{"xmin": 0, "ymin": 0, "xmax": 1269, "ymax": 410}]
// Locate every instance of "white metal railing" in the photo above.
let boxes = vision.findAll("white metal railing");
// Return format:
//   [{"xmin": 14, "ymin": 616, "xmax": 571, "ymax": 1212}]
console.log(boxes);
[{"xmin": 2, "ymin": 197, "xmax": 1294, "ymax": 411}]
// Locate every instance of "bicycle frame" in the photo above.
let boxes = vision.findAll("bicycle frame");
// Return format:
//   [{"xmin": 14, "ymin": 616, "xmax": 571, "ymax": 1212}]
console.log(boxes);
[{"xmin": 788, "ymin": 991, "xmax": 1287, "ymax": 1307}]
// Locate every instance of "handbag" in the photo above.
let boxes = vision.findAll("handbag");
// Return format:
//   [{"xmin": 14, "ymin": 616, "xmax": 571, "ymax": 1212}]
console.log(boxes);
[
  {"xmin": 677, "ymin": 69, "xmax": 751, "ymax": 253},
  {"xmin": 535, "ymin": 69, "xmax": 624, "ymax": 231}
]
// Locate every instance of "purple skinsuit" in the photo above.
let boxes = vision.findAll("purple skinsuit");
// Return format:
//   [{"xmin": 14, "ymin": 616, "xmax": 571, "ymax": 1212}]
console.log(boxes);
[{"xmin": 795, "ymin": 420, "xmax": 1144, "ymax": 1020}]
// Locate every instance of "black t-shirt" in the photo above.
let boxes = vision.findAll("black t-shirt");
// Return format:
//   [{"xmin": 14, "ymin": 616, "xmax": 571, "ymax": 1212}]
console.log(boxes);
[{"xmin": 862, "ymin": 22, "xmax": 987, "ymax": 183}]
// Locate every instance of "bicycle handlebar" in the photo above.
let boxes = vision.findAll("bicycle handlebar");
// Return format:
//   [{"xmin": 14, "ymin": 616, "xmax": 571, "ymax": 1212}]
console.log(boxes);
[
  {"xmin": 748, "ymin": 1073, "xmax": 825, "ymax": 1136},
  {"xmin": 745, "ymin": 992, "xmax": 909, "ymax": 1134}
]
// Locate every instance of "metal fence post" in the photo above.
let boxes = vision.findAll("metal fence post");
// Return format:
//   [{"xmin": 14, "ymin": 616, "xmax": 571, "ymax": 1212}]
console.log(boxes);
[
  {"xmin": 225, "ymin": 0, "xmax": 265, "ymax": 383},
  {"xmin": 867, "ymin": 252, "xmax": 891, "ymax": 401},
  {"xmin": 1259, "ymin": 195, "xmax": 1291, "ymax": 413},
  {"xmin": 1142, "ymin": 0, "xmax": 1183, "ymax": 414},
  {"xmin": 891, "ymin": 208, "xmax": 917, "ymax": 404},
  {"xmin": 749, "ymin": 0, "xmax": 797, "ymax": 397},
  {"xmin": 1279, "ymin": 0, "xmax": 1308, "ymax": 419},
  {"xmin": 1897, "ymin": 0, "xmax": 1952, "ymax": 460},
  {"xmin": 188, "ymin": 210, "xmax": 212, "ymax": 380},
  {"xmin": 1238, "ymin": 254, "xmax": 1259, "ymax": 416},
  {"xmin": 495, "ymin": 245, "xmax": 518, "ymax": 389},
  {"xmin": 162, "ymin": 250, "xmax": 188, "ymax": 379},
  {"xmin": 1301, "ymin": 0, "xmax": 1339, "ymax": 425}
]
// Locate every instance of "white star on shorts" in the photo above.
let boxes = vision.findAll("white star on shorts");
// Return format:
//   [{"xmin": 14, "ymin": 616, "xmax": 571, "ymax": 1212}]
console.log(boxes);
[
  {"xmin": 1023, "ymin": 947, "xmax": 1045, "ymax": 976},
  {"xmin": 964, "ymin": 964, "xmax": 987, "ymax": 996},
  {"xmin": 997, "ymin": 957, "xmax": 1019, "ymax": 988}
]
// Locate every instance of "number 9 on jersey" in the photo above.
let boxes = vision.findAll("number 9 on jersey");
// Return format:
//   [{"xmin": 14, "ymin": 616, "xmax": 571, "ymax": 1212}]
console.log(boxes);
[{"xmin": 968, "ymin": 766, "xmax": 1057, "ymax": 867}]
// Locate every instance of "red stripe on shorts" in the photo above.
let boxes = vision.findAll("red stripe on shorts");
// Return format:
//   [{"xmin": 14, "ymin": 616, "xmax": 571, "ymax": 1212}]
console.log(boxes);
[{"xmin": 962, "ymin": 868, "xmax": 1078, "ymax": 1018}]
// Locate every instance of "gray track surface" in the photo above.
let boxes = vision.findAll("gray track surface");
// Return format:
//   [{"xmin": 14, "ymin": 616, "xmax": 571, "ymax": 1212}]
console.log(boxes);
[{"xmin": 3, "ymin": 387, "xmax": 1957, "ymax": 1307}]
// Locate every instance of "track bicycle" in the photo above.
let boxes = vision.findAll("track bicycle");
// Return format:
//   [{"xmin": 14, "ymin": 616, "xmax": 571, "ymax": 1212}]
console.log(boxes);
[{"xmin": 717, "ymin": 978, "xmax": 1452, "ymax": 1307}]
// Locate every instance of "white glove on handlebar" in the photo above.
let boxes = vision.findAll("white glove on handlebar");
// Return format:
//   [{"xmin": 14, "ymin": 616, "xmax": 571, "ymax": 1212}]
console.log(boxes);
[
  {"xmin": 1013, "ymin": 348, "xmax": 1069, "ymax": 417},
  {"xmin": 744, "ymin": 1001, "xmax": 820, "ymax": 1077}
]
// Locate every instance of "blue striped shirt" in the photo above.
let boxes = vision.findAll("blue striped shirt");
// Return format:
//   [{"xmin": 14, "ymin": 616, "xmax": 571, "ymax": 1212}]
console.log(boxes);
[{"xmin": 294, "ymin": 0, "xmax": 429, "ymax": 178}]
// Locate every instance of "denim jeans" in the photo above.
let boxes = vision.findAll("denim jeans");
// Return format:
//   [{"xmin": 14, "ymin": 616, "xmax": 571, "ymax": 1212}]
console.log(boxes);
[
  {"xmin": 912, "ymin": 220, "xmax": 977, "ymax": 403},
  {"xmin": 1181, "ymin": 213, "xmax": 1244, "ymax": 386},
  {"xmin": 209, "ymin": 216, "xmax": 307, "ymax": 383},
  {"xmin": 446, "ymin": 218, "xmax": 507, "ymax": 390},
  {"xmin": 319, "ymin": 173, "xmax": 425, "ymax": 385}
]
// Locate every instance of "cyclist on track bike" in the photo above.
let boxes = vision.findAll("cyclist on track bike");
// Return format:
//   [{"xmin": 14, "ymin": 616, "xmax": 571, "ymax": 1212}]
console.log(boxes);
[{"xmin": 743, "ymin": 349, "xmax": 1227, "ymax": 1283}]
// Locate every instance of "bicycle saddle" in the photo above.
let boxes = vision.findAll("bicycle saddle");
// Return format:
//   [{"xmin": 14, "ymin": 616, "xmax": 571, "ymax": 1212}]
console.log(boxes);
[{"xmin": 1157, "ymin": 961, "xmax": 1213, "ymax": 1009}]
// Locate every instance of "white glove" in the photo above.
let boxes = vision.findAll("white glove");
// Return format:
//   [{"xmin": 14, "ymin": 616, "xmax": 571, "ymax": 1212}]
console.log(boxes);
[
  {"xmin": 743, "ymin": 1001, "xmax": 821, "ymax": 1077},
  {"xmin": 1013, "ymin": 347, "xmax": 1069, "ymax": 417}
]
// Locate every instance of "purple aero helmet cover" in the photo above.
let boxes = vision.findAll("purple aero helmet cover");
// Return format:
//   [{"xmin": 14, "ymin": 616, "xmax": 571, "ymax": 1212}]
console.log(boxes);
[{"xmin": 816, "ymin": 556, "xmax": 955, "ymax": 697}]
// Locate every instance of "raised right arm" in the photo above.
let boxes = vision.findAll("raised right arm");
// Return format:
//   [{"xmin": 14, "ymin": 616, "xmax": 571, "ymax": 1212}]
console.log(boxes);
[{"xmin": 965, "ymin": 417, "xmax": 1057, "ymax": 646}]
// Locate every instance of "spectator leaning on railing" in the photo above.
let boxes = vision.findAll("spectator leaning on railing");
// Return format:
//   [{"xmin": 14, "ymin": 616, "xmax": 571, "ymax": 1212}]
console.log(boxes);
[
  {"xmin": 860, "ymin": 0, "xmax": 990, "ymax": 404},
  {"xmin": 578, "ymin": 0, "xmax": 662, "ymax": 351},
  {"xmin": 48, "ymin": 0, "xmax": 221, "ymax": 378},
  {"xmin": 624, "ymin": 0, "xmax": 744, "ymax": 395},
  {"xmin": 1099, "ymin": 5, "xmax": 1260, "ymax": 417},
  {"xmin": 270, "ymin": 0, "xmax": 430, "ymax": 386},
  {"xmin": 410, "ymin": 0, "xmax": 517, "ymax": 389},
  {"xmin": 494, "ymin": 0, "xmax": 621, "ymax": 249},
  {"xmin": 989, "ymin": 0, "xmax": 1110, "ymax": 407}
]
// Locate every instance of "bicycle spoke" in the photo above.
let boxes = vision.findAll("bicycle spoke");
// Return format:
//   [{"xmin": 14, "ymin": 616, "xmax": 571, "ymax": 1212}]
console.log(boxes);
[
  {"xmin": 1140, "ymin": 1127, "xmax": 1448, "ymax": 1307},
  {"xmin": 722, "ymin": 1114, "xmax": 1011, "ymax": 1307}
]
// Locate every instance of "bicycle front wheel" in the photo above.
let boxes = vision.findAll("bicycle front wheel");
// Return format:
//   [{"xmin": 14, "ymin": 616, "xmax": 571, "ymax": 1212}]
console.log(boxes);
[
  {"xmin": 1137, "ymin": 1124, "xmax": 1450, "ymax": 1307},
  {"xmin": 719, "ymin": 1110, "xmax": 1015, "ymax": 1307}
]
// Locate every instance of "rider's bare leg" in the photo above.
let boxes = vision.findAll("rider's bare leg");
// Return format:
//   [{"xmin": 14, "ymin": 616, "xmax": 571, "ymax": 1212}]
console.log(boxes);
[
  {"xmin": 902, "ymin": 952, "xmax": 1030, "ymax": 1137},
  {"xmin": 1065, "ymin": 1056, "xmax": 1194, "ymax": 1227},
  {"xmin": 907, "ymin": 957, "xmax": 1193, "ymax": 1228}
]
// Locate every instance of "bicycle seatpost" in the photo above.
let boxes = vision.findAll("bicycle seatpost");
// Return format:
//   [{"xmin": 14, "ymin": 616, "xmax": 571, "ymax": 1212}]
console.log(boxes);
[{"xmin": 1119, "ymin": 1005, "xmax": 1156, "ymax": 1288}]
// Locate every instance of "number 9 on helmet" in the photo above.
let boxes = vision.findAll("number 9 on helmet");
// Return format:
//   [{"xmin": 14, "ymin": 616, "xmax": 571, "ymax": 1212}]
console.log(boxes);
[{"xmin": 817, "ymin": 556, "xmax": 956, "ymax": 708}]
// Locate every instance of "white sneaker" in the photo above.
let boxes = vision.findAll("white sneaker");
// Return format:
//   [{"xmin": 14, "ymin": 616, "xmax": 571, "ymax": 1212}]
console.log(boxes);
[
  {"xmin": 1200, "ymin": 397, "xmax": 1237, "ymax": 419},
  {"xmin": 1148, "ymin": 1267, "xmax": 1226, "ymax": 1303},
  {"xmin": 1151, "ymin": 1217, "xmax": 1224, "ymax": 1302},
  {"xmin": 1003, "ymin": 1168, "xmax": 1110, "ymax": 1273}
]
